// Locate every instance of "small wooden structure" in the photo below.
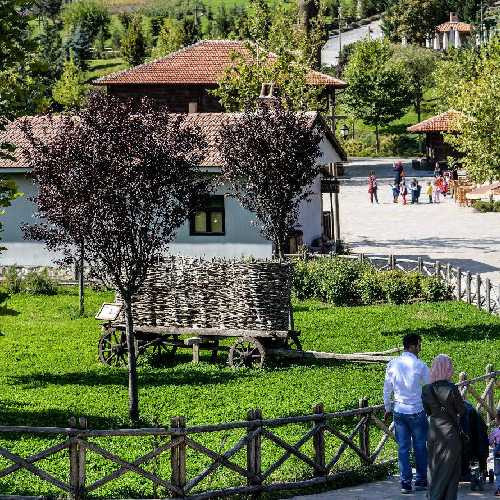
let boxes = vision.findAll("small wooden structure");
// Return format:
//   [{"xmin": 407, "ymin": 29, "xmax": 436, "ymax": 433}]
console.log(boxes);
[{"xmin": 407, "ymin": 110, "xmax": 462, "ymax": 164}]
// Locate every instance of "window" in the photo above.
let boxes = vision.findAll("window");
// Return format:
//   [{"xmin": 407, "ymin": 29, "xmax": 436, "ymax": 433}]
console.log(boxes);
[{"xmin": 190, "ymin": 196, "xmax": 225, "ymax": 236}]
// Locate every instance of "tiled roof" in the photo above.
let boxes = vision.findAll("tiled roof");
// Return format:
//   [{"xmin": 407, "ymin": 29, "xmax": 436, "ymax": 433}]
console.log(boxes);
[
  {"xmin": 436, "ymin": 21, "xmax": 472, "ymax": 32},
  {"xmin": 1, "ymin": 111, "xmax": 346, "ymax": 168},
  {"xmin": 407, "ymin": 111, "xmax": 463, "ymax": 133},
  {"xmin": 94, "ymin": 40, "xmax": 347, "ymax": 88}
]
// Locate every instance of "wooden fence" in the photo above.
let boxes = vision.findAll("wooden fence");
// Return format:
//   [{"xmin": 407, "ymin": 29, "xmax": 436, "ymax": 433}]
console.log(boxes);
[
  {"xmin": 0, "ymin": 366, "xmax": 497, "ymax": 499},
  {"xmin": 289, "ymin": 252, "xmax": 500, "ymax": 316}
]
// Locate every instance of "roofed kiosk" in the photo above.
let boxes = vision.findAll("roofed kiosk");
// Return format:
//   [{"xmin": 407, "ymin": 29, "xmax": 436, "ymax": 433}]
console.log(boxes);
[{"xmin": 93, "ymin": 40, "xmax": 347, "ymax": 113}]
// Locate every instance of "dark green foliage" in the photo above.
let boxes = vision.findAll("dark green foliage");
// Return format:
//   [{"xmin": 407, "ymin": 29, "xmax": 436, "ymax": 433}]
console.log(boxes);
[
  {"xmin": 472, "ymin": 200, "xmax": 500, "ymax": 213},
  {"xmin": 35, "ymin": 23, "xmax": 64, "ymax": 80},
  {"xmin": 61, "ymin": 0, "xmax": 110, "ymax": 44},
  {"xmin": 121, "ymin": 15, "xmax": 146, "ymax": 66},
  {"xmin": 22, "ymin": 269, "xmax": 58, "ymax": 295},
  {"xmin": 63, "ymin": 24, "xmax": 93, "ymax": 69},
  {"xmin": 292, "ymin": 258, "xmax": 453, "ymax": 306}
]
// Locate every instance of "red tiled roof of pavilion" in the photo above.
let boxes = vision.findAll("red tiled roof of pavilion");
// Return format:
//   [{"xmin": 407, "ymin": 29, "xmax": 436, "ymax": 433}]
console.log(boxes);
[
  {"xmin": 436, "ymin": 21, "xmax": 472, "ymax": 33},
  {"xmin": 407, "ymin": 111, "xmax": 463, "ymax": 133},
  {"xmin": 0, "ymin": 112, "xmax": 346, "ymax": 168},
  {"xmin": 93, "ymin": 40, "xmax": 347, "ymax": 88}
]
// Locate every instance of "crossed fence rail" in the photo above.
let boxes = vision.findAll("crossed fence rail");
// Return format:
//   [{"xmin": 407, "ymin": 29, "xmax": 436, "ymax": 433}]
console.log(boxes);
[
  {"xmin": 0, "ymin": 366, "xmax": 498, "ymax": 499},
  {"xmin": 289, "ymin": 252, "xmax": 500, "ymax": 316}
]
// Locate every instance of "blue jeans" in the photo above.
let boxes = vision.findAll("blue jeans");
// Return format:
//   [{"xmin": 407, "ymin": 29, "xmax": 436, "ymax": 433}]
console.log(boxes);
[{"xmin": 394, "ymin": 410, "xmax": 428, "ymax": 485}]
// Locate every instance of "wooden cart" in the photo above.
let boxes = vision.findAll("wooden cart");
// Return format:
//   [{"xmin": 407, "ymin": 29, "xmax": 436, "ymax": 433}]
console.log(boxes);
[{"xmin": 96, "ymin": 303, "xmax": 301, "ymax": 369}]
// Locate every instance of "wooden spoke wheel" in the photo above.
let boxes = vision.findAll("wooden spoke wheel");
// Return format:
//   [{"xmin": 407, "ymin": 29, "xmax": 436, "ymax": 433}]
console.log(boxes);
[
  {"xmin": 151, "ymin": 335, "xmax": 178, "ymax": 358},
  {"xmin": 98, "ymin": 329, "xmax": 128, "ymax": 366},
  {"xmin": 228, "ymin": 337, "xmax": 266, "ymax": 368}
]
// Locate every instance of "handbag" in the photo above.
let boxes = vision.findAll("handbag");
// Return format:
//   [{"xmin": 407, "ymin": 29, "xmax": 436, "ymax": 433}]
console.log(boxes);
[{"xmin": 429, "ymin": 383, "xmax": 470, "ymax": 448}]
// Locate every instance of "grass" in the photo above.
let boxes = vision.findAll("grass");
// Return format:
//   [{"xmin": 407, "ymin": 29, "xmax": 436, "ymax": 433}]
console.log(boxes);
[
  {"xmin": 85, "ymin": 57, "xmax": 128, "ymax": 83},
  {"xmin": 0, "ymin": 288, "xmax": 499, "ymax": 496}
]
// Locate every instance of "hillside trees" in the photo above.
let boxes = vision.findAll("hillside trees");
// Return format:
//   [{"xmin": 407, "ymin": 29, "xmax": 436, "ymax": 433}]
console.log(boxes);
[
  {"xmin": 52, "ymin": 56, "xmax": 86, "ymax": 109},
  {"xmin": 342, "ymin": 39, "xmax": 411, "ymax": 152},
  {"xmin": 121, "ymin": 15, "xmax": 146, "ymax": 66},
  {"xmin": 151, "ymin": 17, "xmax": 184, "ymax": 58},
  {"xmin": 21, "ymin": 92, "xmax": 210, "ymax": 422}
]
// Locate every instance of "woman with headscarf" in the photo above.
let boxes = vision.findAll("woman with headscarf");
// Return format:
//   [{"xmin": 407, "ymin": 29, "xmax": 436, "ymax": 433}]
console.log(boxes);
[{"xmin": 422, "ymin": 354, "xmax": 466, "ymax": 499}]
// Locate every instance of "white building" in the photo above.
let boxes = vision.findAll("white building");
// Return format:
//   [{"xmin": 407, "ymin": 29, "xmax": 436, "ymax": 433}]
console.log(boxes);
[
  {"xmin": 427, "ymin": 12, "xmax": 473, "ymax": 50},
  {"xmin": 0, "ymin": 112, "xmax": 346, "ymax": 266}
]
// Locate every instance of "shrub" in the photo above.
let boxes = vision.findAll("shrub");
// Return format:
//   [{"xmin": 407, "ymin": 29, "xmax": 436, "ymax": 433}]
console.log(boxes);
[
  {"xmin": 3, "ymin": 266, "xmax": 23, "ymax": 294},
  {"xmin": 292, "ymin": 259, "xmax": 318, "ymax": 301},
  {"xmin": 357, "ymin": 269, "xmax": 384, "ymax": 305},
  {"xmin": 472, "ymin": 200, "xmax": 500, "ymax": 213},
  {"xmin": 22, "ymin": 270, "xmax": 58, "ymax": 295},
  {"xmin": 422, "ymin": 276, "xmax": 453, "ymax": 302},
  {"xmin": 403, "ymin": 271, "xmax": 423, "ymax": 301},
  {"xmin": 378, "ymin": 270, "xmax": 409, "ymax": 305}
]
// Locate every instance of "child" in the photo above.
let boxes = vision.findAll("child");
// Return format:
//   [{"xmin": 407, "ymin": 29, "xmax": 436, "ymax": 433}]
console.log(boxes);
[
  {"xmin": 489, "ymin": 409, "xmax": 500, "ymax": 497},
  {"xmin": 368, "ymin": 171, "xmax": 378, "ymax": 204},
  {"xmin": 391, "ymin": 183, "xmax": 400, "ymax": 203},
  {"xmin": 426, "ymin": 181, "xmax": 433, "ymax": 203},
  {"xmin": 410, "ymin": 179, "xmax": 418, "ymax": 204},
  {"xmin": 433, "ymin": 179, "xmax": 441, "ymax": 203},
  {"xmin": 400, "ymin": 180, "xmax": 408, "ymax": 205}
]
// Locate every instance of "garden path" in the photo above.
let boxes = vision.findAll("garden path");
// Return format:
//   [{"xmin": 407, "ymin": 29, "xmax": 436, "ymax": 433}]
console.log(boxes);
[
  {"xmin": 334, "ymin": 158, "xmax": 500, "ymax": 283},
  {"xmin": 289, "ymin": 472, "xmax": 497, "ymax": 499}
]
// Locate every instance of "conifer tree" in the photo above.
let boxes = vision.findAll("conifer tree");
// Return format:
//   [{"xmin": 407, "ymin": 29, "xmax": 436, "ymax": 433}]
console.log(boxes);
[
  {"xmin": 121, "ymin": 15, "xmax": 146, "ymax": 66},
  {"xmin": 52, "ymin": 56, "xmax": 86, "ymax": 109}
]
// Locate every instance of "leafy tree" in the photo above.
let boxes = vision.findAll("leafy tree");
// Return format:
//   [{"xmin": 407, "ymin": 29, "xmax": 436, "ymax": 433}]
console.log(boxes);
[
  {"xmin": 36, "ymin": 22, "xmax": 64, "ymax": 80},
  {"xmin": 218, "ymin": 106, "xmax": 321, "ymax": 258},
  {"xmin": 212, "ymin": 42, "xmax": 324, "ymax": 112},
  {"xmin": 342, "ymin": 39, "xmax": 411, "ymax": 151},
  {"xmin": 61, "ymin": 0, "xmax": 110, "ymax": 43},
  {"xmin": 247, "ymin": 0, "xmax": 272, "ymax": 44},
  {"xmin": 0, "ymin": 178, "xmax": 21, "ymax": 253},
  {"xmin": 151, "ymin": 18, "xmax": 184, "ymax": 59},
  {"xmin": 444, "ymin": 39, "xmax": 499, "ymax": 182},
  {"xmin": 21, "ymin": 92, "xmax": 210, "ymax": 422},
  {"xmin": 121, "ymin": 15, "xmax": 146, "ymax": 66},
  {"xmin": 52, "ymin": 56, "xmax": 86, "ymax": 109},
  {"xmin": 390, "ymin": 44, "xmax": 439, "ymax": 122},
  {"xmin": 32, "ymin": 0, "xmax": 63, "ymax": 22},
  {"xmin": 383, "ymin": 0, "xmax": 447, "ymax": 44}
]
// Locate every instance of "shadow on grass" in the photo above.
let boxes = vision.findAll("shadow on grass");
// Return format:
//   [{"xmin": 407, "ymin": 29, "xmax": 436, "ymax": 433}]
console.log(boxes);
[
  {"xmin": 380, "ymin": 323, "xmax": 500, "ymax": 341},
  {"xmin": 0, "ymin": 305, "xmax": 19, "ymax": 317}
]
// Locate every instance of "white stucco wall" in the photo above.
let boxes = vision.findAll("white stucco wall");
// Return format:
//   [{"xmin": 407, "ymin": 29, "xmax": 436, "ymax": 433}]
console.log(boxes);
[{"xmin": 1, "ymin": 131, "xmax": 344, "ymax": 265}]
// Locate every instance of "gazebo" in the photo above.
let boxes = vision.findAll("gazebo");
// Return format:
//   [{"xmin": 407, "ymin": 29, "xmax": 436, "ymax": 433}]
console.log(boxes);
[
  {"xmin": 427, "ymin": 12, "xmax": 473, "ymax": 50},
  {"xmin": 407, "ymin": 110, "xmax": 462, "ymax": 165}
]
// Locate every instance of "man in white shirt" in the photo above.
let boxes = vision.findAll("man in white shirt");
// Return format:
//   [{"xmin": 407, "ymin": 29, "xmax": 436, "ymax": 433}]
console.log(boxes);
[{"xmin": 383, "ymin": 333, "xmax": 430, "ymax": 494}]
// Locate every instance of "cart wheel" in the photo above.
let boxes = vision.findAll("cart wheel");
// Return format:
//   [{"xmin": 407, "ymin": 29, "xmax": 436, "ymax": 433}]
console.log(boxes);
[
  {"xmin": 99, "ymin": 329, "xmax": 128, "ymax": 366},
  {"xmin": 286, "ymin": 333, "xmax": 302, "ymax": 351},
  {"xmin": 151, "ymin": 335, "xmax": 177, "ymax": 358},
  {"xmin": 228, "ymin": 337, "xmax": 266, "ymax": 368}
]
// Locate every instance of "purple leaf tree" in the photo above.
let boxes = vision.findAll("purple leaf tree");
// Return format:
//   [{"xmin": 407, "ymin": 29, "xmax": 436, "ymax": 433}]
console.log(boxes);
[
  {"xmin": 218, "ymin": 105, "xmax": 322, "ymax": 258},
  {"xmin": 21, "ymin": 91, "xmax": 210, "ymax": 423}
]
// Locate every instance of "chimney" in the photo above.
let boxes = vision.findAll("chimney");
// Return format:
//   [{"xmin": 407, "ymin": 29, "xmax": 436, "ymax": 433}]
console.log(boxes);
[
  {"xmin": 188, "ymin": 102, "xmax": 198, "ymax": 113},
  {"xmin": 450, "ymin": 12, "xmax": 458, "ymax": 22},
  {"xmin": 257, "ymin": 82, "xmax": 280, "ymax": 111}
]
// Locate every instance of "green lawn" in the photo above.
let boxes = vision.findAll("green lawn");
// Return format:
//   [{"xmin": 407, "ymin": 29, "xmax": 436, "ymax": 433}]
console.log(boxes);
[
  {"xmin": 0, "ymin": 288, "xmax": 499, "ymax": 496},
  {"xmin": 85, "ymin": 58, "xmax": 128, "ymax": 84}
]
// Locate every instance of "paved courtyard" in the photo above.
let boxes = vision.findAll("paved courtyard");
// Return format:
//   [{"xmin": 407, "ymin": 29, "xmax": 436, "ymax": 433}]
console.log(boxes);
[{"xmin": 335, "ymin": 158, "xmax": 500, "ymax": 283}]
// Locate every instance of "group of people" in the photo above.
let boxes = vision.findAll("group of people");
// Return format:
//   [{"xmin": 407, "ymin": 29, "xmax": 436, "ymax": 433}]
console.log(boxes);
[
  {"xmin": 384, "ymin": 334, "xmax": 500, "ymax": 498},
  {"xmin": 367, "ymin": 161, "xmax": 451, "ymax": 205}
]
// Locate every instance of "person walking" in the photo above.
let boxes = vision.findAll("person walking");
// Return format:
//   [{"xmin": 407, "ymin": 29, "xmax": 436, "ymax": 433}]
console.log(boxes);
[
  {"xmin": 384, "ymin": 334, "xmax": 430, "ymax": 494},
  {"xmin": 489, "ymin": 409, "xmax": 500, "ymax": 497},
  {"xmin": 400, "ymin": 179, "xmax": 408, "ymax": 205},
  {"xmin": 422, "ymin": 354, "xmax": 466, "ymax": 500},
  {"xmin": 410, "ymin": 179, "xmax": 419, "ymax": 204},
  {"xmin": 391, "ymin": 182, "xmax": 400, "ymax": 203},
  {"xmin": 426, "ymin": 181, "xmax": 433, "ymax": 203},
  {"xmin": 433, "ymin": 179, "xmax": 441, "ymax": 203},
  {"xmin": 368, "ymin": 171, "xmax": 379, "ymax": 204},
  {"xmin": 394, "ymin": 160, "xmax": 405, "ymax": 185}
]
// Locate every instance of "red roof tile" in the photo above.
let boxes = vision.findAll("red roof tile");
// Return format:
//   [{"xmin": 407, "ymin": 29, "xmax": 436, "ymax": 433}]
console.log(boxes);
[
  {"xmin": 1, "ymin": 111, "xmax": 346, "ymax": 168},
  {"xmin": 94, "ymin": 40, "xmax": 347, "ymax": 88},
  {"xmin": 407, "ymin": 111, "xmax": 463, "ymax": 133},
  {"xmin": 436, "ymin": 21, "xmax": 472, "ymax": 32}
]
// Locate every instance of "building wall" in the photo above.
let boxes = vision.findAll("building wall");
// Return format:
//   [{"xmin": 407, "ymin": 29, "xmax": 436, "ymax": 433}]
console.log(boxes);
[{"xmin": 107, "ymin": 84, "xmax": 223, "ymax": 113}]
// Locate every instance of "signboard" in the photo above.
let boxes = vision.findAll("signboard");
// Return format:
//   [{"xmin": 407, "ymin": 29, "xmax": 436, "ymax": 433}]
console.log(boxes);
[{"xmin": 95, "ymin": 303, "xmax": 122, "ymax": 321}]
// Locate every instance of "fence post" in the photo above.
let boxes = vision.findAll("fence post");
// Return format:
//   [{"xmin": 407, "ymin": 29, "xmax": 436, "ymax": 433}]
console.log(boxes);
[
  {"xmin": 435, "ymin": 260, "xmax": 440, "ymax": 277},
  {"xmin": 446, "ymin": 263, "xmax": 451, "ymax": 285},
  {"xmin": 485, "ymin": 278, "xmax": 492, "ymax": 313},
  {"xmin": 78, "ymin": 417, "xmax": 87, "ymax": 498},
  {"xmin": 418, "ymin": 257, "xmax": 423, "ymax": 274},
  {"xmin": 358, "ymin": 398, "xmax": 370, "ymax": 464},
  {"xmin": 247, "ymin": 409, "xmax": 262, "ymax": 494},
  {"xmin": 466, "ymin": 272, "xmax": 472, "ymax": 304},
  {"xmin": 312, "ymin": 403, "xmax": 326, "ymax": 476},
  {"xmin": 485, "ymin": 364, "xmax": 494, "ymax": 427},
  {"xmin": 389, "ymin": 255, "xmax": 394, "ymax": 270},
  {"xmin": 476, "ymin": 275, "xmax": 481, "ymax": 310},
  {"xmin": 359, "ymin": 253, "xmax": 365, "ymax": 264},
  {"xmin": 456, "ymin": 268, "xmax": 462, "ymax": 300},
  {"xmin": 171, "ymin": 416, "xmax": 186, "ymax": 495},
  {"xmin": 68, "ymin": 417, "xmax": 79, "ymax": 500}
]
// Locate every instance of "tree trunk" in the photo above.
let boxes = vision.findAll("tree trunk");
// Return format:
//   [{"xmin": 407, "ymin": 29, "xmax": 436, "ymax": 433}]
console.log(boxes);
[
  {"xmin": 375, "ymin": 123, "xmax": 380, "ymax": 153},
  {"xmin": 416, "ymin": 98, "xmax": 421, "ymax": 124},
  {"xmin": 78, "ymin": 241, "xmax": 84, "ymax": 317},
  {"xmin": 124, "ymin": 299, "xmax": 139, "ymax": 424}
]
